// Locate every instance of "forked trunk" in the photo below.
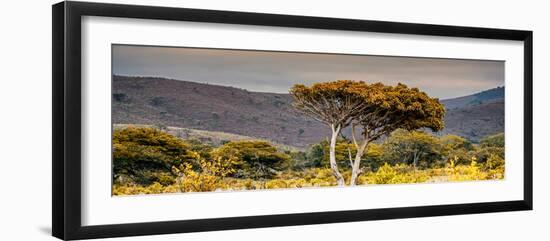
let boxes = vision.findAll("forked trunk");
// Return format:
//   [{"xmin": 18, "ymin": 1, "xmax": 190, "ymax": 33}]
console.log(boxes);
[
  {"xmin": 350, "ymin": 139, "xmax": 369, "ymax": 186},
  {"xmin": 329, "ymin": 124, "xmax": 345, "ymax": 186}
]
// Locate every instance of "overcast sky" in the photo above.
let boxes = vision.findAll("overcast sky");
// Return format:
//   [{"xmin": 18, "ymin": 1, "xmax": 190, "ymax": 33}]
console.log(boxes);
[{"xmin": 112, "ymin": 44, "xmax": 504, "ymax": 99}]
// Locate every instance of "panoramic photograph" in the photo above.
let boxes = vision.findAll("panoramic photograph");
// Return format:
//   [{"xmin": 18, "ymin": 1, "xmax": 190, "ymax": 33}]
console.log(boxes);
[{"xmin": 111, "ymin": 44, "xmax": 505, "ymax": 196}]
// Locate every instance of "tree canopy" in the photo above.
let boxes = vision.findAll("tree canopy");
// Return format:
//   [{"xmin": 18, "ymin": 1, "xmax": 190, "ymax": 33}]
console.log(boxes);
[
  {"xmin": 290, "ymin": 80, "xmax": 373, "ymax": 128},
  {"xmin": 112, "ymin": 127, "xmax": 199, "ymax": 184},
  {"xmin": 353, "ymin": 83, "xmax": 445, "ymax": 141},
  {"xmin": 212, "ymin": 140, "xmax": 291, "ymax": 179},
  {"xmin": 382, "ymin": 129, "xmax": 443, "ymax": 168},
  {"xmin": 290, "ymin": 81, "xmax": 445, "ymax": 139}
]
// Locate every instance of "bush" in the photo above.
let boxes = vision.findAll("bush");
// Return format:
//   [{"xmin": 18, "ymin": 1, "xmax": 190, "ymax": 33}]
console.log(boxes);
[
  {"xmin": 382, "ymin": 130, "xmax": 443, "ymax": 168},
  {"xmin": 266, "ymin": 179, "xmax": 289, "ymax": 189},
  {"xmin": 186, "ymin": 139, "xmax": 214, "ymax": 160},
  {"xmin": 172, "ymin": 155, "xmax": 239, "ymax": 192},
  {"xmin": 473, "ymin": 146, "xmax": 504, "ymax": 163},
  {"xmin": 440, "ymin": 134, "xmax": 473, "ymax": 166},
  {"xmin": 480, "ymin": 133, "xmax": 505, "ymax": 148},
  {"xmin": 112, "ymin": 93, "xmax": 127, "ymax": 102},
  {"xmin": 212, "ymin": 141, "xmax": 291, "ymax": 179},
  {"xmin": 363, "ymin": 163, "xmax": 429, "ymax": 184},
  {"xmin": 304, "ymin": 143, "xmax": 325, "ymax": 168},
  {"xmin": 112, "ymin": 127, "xmax": 199, "ymax": 185},
  {"xmin": 447, "ymin": 160, "xmax": 488, "ymax": 181}
]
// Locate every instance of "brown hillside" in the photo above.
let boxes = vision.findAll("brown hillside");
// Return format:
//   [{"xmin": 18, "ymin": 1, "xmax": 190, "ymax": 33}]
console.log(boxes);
[
  {"xmin": 112, "ymin": 76, "xmax": 504, "ymax": 147},
  {"xmin": 112, "ymin": 76, "xmax": 329, "ymax": 148},
  {"xmin": 437, "ymin": 99, "xmax": 504, "ymax": 141}
]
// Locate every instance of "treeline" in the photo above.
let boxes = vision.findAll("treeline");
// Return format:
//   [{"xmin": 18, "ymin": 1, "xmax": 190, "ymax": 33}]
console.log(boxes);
[
  {"xmin": 112, "ymin": 126, "xmax": 504, "ymax": 195},
  {"xmin": 113, "ymin": 127, "xmax": 291, "ymax": 186},
  {"xmin": 293, "ymin": 129, "xmax": 504, "ymax": 171}
]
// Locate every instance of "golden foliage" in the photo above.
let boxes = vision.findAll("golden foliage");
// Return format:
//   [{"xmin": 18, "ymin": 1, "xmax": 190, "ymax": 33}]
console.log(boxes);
[
  {"xmin": 172, "ymin": 156, "xmax": 238, "ymax": 192},
  {"xmin": 113, "ymin": 160, "xmax": 504, "ymax": 195},
  {"xmin": 289, "ymin": 80, "xmax": 445, "ymax": 135},
  {"xmin": 211, "ymin": 140, "xmax": 291, "ymax": 178},
  {"xmin": 361, "ymin": 163, "xmax": 429, "ymax": 184},
  {"xmin": 112, "ymin": 126, "xmax": 200, "ymax": 185}
]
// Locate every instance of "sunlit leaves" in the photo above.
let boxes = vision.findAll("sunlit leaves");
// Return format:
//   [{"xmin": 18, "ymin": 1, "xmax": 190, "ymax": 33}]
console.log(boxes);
[
  {"xmin": 112, "ymin": 126, "xmax": 200, "ymax": 185},
  {"xmin": 212, "ymin": 141, "xmax": 291, "ymax": 179}
]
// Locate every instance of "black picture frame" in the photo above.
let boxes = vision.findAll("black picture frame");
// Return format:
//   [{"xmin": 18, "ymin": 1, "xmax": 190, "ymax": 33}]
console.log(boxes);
[{"xmin": 52, "ymin": 1, "xmax": 533, "ymax": 240}]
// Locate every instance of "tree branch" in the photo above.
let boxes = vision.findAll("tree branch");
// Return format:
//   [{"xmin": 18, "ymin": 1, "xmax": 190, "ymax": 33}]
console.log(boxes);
[{"xmin": 351, "ymin": 123, "xmax": 359, "ymax": 149}]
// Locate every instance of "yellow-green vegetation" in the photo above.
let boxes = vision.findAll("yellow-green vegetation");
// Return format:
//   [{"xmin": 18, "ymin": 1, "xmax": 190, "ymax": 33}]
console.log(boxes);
[
  {"xmin": 113, "ymin": 123, "xmax": 301, "ymax": 152},
  {"xmin": 112, "ymin": 126, "xmax": 504, "ymax": 196}
]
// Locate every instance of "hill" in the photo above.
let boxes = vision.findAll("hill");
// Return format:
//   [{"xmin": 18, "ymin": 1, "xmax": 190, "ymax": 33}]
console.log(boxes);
[
  {"xmin": 436, "ymin": 99, "xmax": 504, "ymax": 140},
  {"xmin": 436, "ymin": 87, "xmax": 504, "ymax": 140},
  {"xmin": 441, "ymin": 86, "xmax": 504, "ymax": 110},
  {"xmin": 112, "ymin": 76, "xmax": 326, "ymax": 148},
  {"xmin": 112, "ymin": 76, "xmax": 504, "ymax": 147}
]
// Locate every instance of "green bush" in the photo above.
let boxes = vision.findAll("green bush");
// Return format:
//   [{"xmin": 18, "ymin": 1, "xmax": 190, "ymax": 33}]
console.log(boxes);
[
  {"xmin": 480, "ymin": 133, "xmax": 505, "ymax": 148},
  {"xmin": 382, "ymin": 129, "xmax": 443, "ymax": 168},
  {"xmin": 440, "ymin": 134, "xmax": 473, "ymax": 165},
  {"xmin": 112, "ymin": 126, "xmax": 199, "ymax": 185},
  {"xmin": 212, "ymin": 141, "xmax": 291, "ymax": 179}
]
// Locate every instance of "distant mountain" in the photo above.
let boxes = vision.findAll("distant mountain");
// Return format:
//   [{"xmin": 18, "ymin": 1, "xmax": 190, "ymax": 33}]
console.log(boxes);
[
  {"xmin": 112, "ymin": 76, "xmax": 504, "ymax": 147},
  {"xmin": 437, "ymin": 99, "xmax": 504, "ymax": 141},
  {"xmin": 441, "ymin": 86, "xmax": 504, "ymax": 110},
  {"xmin": 438, "ymin": 87, "xmax": 504, "ymax": 141}
]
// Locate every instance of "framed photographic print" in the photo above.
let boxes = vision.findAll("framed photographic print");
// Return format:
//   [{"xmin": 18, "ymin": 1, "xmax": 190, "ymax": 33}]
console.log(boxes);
[{"xmin": 52, "ymin": 1, "xmax": 533, "ymax": 240}]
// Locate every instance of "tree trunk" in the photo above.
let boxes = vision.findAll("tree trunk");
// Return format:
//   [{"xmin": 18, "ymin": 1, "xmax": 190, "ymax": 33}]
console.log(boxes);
[
  {"xmin": 350, "ymin": 139, "xmax": 369, "ymax": 186},
  {"xmin": 413, "ymin": 150, "xmax": 419, "ymax": 169},
  {"xmin": 329, "ymin": 124, "xmax": 345, "ymax": 186}
]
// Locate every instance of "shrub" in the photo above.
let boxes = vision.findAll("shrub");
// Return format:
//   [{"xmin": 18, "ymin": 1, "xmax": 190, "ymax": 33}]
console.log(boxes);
[
  {"xmin": 304, "ymin": 143, "xmax": 325, "ymax": 168},
  {"xmin": 212, "ymin": 141, "xmax": 291, "ymax": 179},
  {"xmin": 112, "ymin": 93, "xmax": 127, "ymax": 102},
  {"xmin": 480, "ymin": 133, "xmax": 505, "ymax": 148},
  {"xmin": 363, "ymin": 163, "xmax": 429, "ymax": 184},
  {"xmin": 266, "ymin": 179, "xmax": 289, "ymax": 189},
  {"xmin": 186, "ymin": 139, "xmax": 214, "ymax": 160},
  {"xmin": 382, "ymin": 129, "xmax": 443, "ymax": 168},
  {"xmin": 150, "ymin": 96, "xmax": 165, "ymax": 106},
  {"xmin": 447, "ymin": 159, "xmax": 488, "ymax": 181},
  {"xmin": 440, "ymin": 134, "xmax": 473, "ymax": 166},
  {"xmin": 112, "ymin": 127, "xmax": 199, "ymax": 185},
  {"xmin": 473, "ymin": 146, "xmax": 504, "ymax": 163},
  {"xmin": 484, "ymin": 154, "xmax": 505, "ymax": 179},
  {"xmin": 172, "ymin": 156, "xmax": 238, "ymax": 192}
]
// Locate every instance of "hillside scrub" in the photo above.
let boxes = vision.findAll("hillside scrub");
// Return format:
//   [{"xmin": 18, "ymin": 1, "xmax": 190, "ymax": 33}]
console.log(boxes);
[{"xmin": 112, "ymin": 126, "xmax": 504, "ymax": 196}]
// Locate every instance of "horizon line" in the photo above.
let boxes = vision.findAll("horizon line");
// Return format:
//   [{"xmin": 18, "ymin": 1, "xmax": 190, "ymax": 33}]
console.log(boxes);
[{"xmin": 112, "ymin": 74, "xmax": 504, "ymax": 100}]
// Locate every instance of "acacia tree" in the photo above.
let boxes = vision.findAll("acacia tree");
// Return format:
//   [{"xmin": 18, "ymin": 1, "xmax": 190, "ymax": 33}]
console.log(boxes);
[
  {"xmin": 291, "ymin": 81, "xmax": 445, "ymax": 186},
  {"xmin": 348, "ymin": 83, "xmax": 445, "ymax": 185},
  {"xmin": 212, "ymin": 141, "xmax": 291, "ymax": 179},
  {"xmin": 290, "ymin": 80, "xmax": 372, "ymax": 185},
  {"xmin": 382, "ymin": 130, "xmax": 443, "ymax": 168}
]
